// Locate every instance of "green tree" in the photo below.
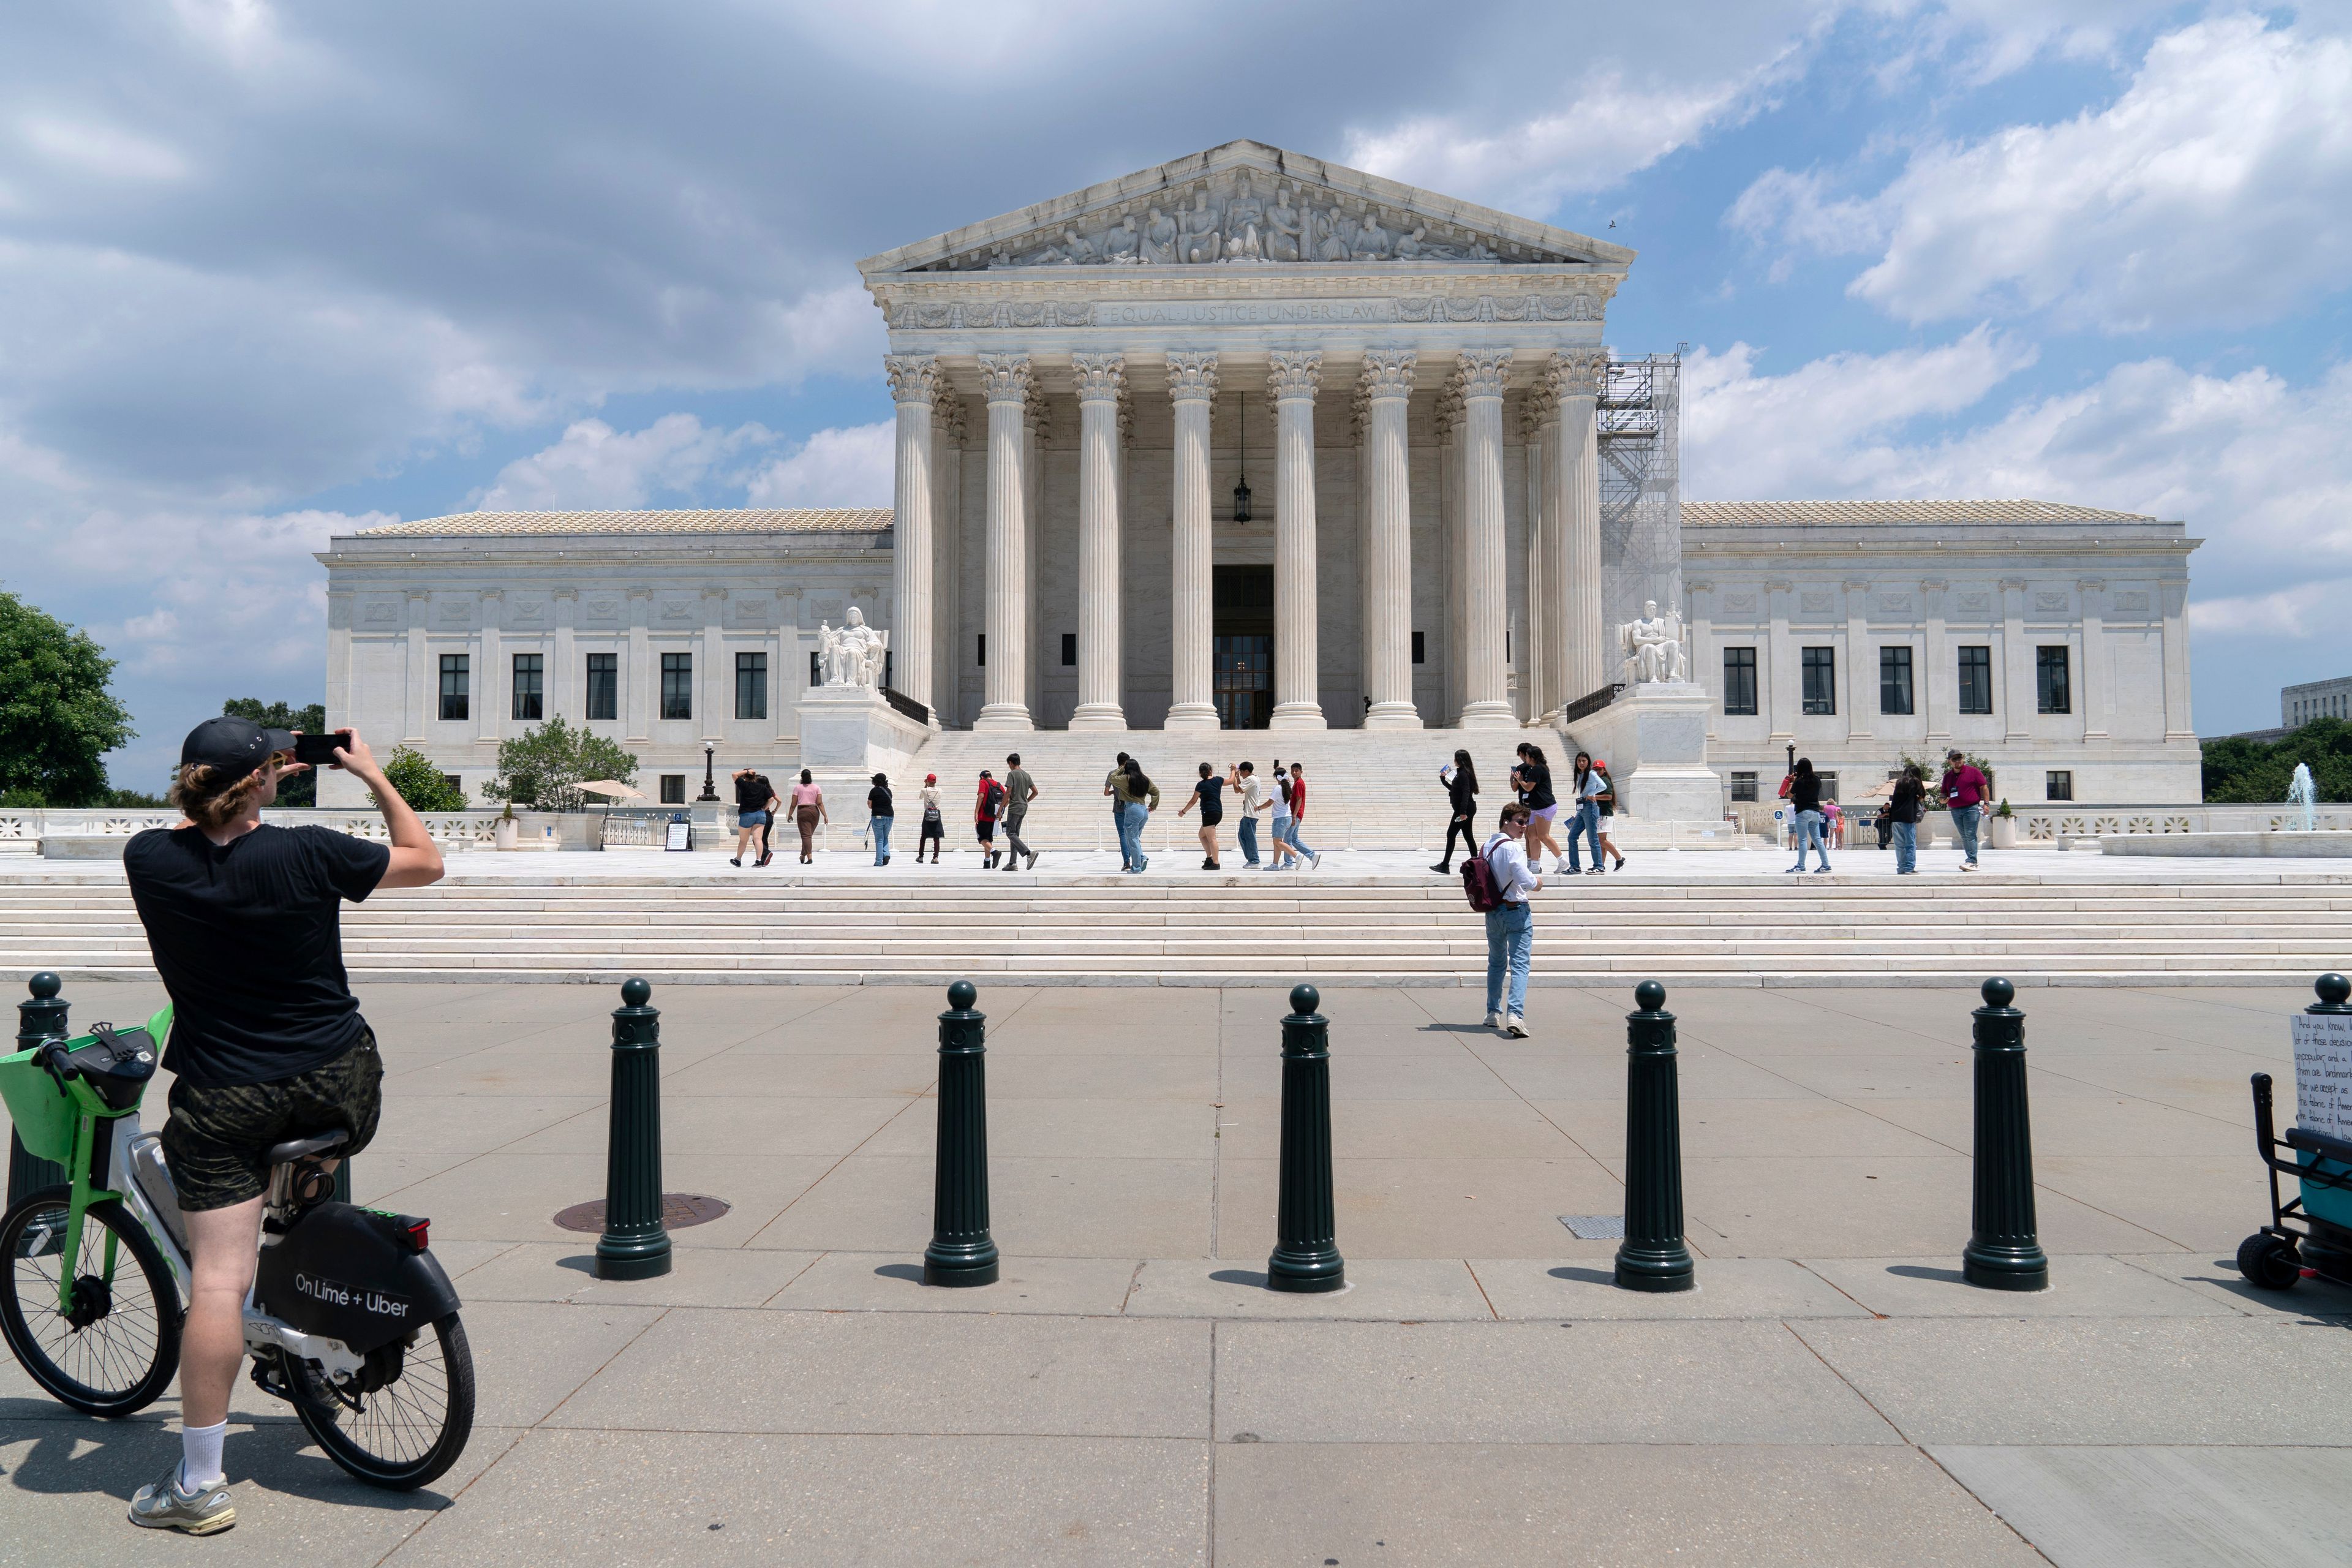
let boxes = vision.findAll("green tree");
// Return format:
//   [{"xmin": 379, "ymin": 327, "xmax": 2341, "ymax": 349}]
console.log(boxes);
[
  {"xmin": 221, "ymin": 698, "xmax": 328, "ymax": 806},
  {"xmin": 374, "ymin": 745, "xmax": 468, "ymax": 812},
  {"xmin": 0, "ymin": 589, "xmax": 135, "ymax": 807},
  {"xmin": 2203, "ymin": 718, "xmax": 2352, "ymax": 803},
  {"xmin": 481, "ymin": 717, "xmax": 637, "ymax": 813}
]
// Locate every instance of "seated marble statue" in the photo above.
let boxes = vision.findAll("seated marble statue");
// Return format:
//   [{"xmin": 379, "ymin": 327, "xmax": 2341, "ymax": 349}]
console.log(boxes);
[
  {"xmin": 1181, "ymin": 190, "xmax": 1223, "ymax": 264},
  {"xmin": 820, "ymin": 607, "xmax": 890, "ymax": 688},
  {"xmin": 1393, "ymin": 225, "xmax": 1426, "ymax": 258},
  {"xmin": 1101, "ymin": 215, "xmax": 1140, "ymax": 262},
  {"xmin": 1265, "ymin": 184, "xmax": 1303, "ymax": 261},
  {"xmin": 1141, "ymin": 207, "xmax": 1178, "ymax": 265},
  {"xmin": 1316, "ymin": 207, "xmax": 1355, "ymax": 262},
  {"xmin": 1616, "ymin": 600, "xmax": 1688, "ymax": 685},
  {"xmin": 1223, "ymin": 173, "xmax": 1265, "ymax": 260},
  {"xmin": 1351, "ymin": 211, "xmax": 1392, "ymax": 260}
]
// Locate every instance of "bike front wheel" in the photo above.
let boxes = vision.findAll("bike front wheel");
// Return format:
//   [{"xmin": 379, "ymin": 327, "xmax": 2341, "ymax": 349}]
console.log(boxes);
[
  {"xmin": 0, "ymin": 1187, "xmax": 182, "ymax": 1417},
  {"xmin": 292, "ymin": 1311, "xmax": 475, "ymax": 1490}
]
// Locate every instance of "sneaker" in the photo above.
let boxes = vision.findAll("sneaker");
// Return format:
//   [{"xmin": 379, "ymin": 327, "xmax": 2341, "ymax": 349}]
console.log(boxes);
[
  {"xmin": 1785, "ymin": 865, "xmax": 1803, "ymax": 874},
  {"xmin": 1504, "ymin": 1016, "xmax": 1528, "ymax": 1038},
  {"xmin": 1431, "ymin": 862, "xmax": 1450, "ymax": 873},
  {"xmin": 1485, "ymin": 1011, "xmax": 1504, "ymax": 1028},
  {"xmin": 1816, "ymin": 864, "xmax": 1833, "ymax": 874},
  {"xmin": 1961, "ymin": 861, "xmax": 1979, "ymax": 872},
  {"xmin": 129, "ymin": 1463, "xmax": 235, "ymax": 1536},
  {"xmin": 1026, "ymin": 851, "xmax": 1038, "ymax": 870},
  {"xmin": 729, "ymin": 857, "xmax": 742, "ymax": 867},
  {"xmin": 1309, "ymin": 851, "xmax": 1322, "ymax": 869}
]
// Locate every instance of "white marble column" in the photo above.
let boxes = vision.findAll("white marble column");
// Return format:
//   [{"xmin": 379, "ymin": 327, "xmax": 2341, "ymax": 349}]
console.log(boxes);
[
  {"xmin": 1920, "ymin": 579, "xmax": 1949, "ymax": 744},
  {"xmin": 1843, "ymin": 581, "xmax": 1872, "ymax": 741},
  {"xmin": 884, "ymin": 355, "xmax": 938, "ymax": 716},
  {"xmin": 404, "ymin": 590, "xmax": 429, "ymax": 740},
  {"xmin": 1456, "ymin": 348, "xmax": 1516, "ymax": 727},
  {"xmin": 1023, "ymin": 396, "xmax": 1046, "ymax": 718},
  {"xmin": 930, "ymin": 396, "xmax": 964, "ymax": 725},
  {"xmin": 1268, "ymin": 350, "xmax": 1325, "ymax": 729},
  {"xmin": 625, "ymin": 589, "xmax": 652, "ymax": 741},
  {"xmin": 1069, "ymin": 353, "xmax": 1126, "ymax": 729},
  {"xmin": 1524, "ymin": 391, "xmax": 1561, "ymax": 723},
  {"xmin": 552, "ymin": 589, "xmax": 576, "ymax": 720},
  {"xmin": 475, "ymin": 591, "xmax": 503, "ymax": 744},
  {"xmin": 1548, "ymin": 348, "xmax": 1607, "ymax": 704},
  {"xmin": 1765, "ymin": 580, "xmax": 1796, "ymax": 742},
  {"xmin": 1359, "ymin": 349, "xmax": 1420, "ymax": 729},
  {"xmin": 1686, "ymin": 582, "xmax": 1716, "ymax": 739},
  {"xmin": 701, "ymin": 588, "xmax": 726, "ymax": 741},
  {"xmin": 2000, "ymin": 579, "xmax": 2030, "ymax": 740},
  {"xmin": 2076, "ymin": 579, "xmax": 2108, "ymax": 740},
  {"xmin": 1438, "ymin": 386, "xmax": 1464, "ymax": 722},
  {"xmin": 1166, "ymin": 350, "xmax": 1220, "ymax": 730},
  {"xmin": 975, "ymin": 353, "xmax": 1033, "ymax": 731},
  {"xmin": 2160, "ymin": 579, "xmax": 2194, "ymax": 739}
]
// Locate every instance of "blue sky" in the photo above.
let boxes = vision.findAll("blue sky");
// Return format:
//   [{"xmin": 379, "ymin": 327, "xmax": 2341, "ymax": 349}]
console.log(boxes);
[{"xmin": 4, "ymin": 1, "xmax": 2348, "ymax": 788}]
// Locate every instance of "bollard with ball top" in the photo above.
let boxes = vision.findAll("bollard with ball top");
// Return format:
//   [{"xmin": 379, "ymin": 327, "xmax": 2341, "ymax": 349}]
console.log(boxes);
[
  {"xmin": 1268, "ymin": 984, "xmax": 1344, "ymax": 1292},
  {"xmin": 9, "ymin": 973, "xmax": 71, "ymax": 1205},
  {"xmin": 1963, "ymin": 978, "xmax": 2048, "ymax": 1291},
  {"xmin": 925, "ymin": 981, "xmax": 998, "ymax": 1287},
  {"xmin": 1615, "ymin": 979, "xmax": 1695, "ymax": 1292},
  {"xmin": 594, "ymin": 977, "xmax": 673, "ymax": 1280}
]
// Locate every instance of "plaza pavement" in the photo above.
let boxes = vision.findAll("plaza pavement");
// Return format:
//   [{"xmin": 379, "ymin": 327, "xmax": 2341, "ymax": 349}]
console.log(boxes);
[{"xmin": 3, "ymin": 977, "xmax": 2350, "ymax": 1565}]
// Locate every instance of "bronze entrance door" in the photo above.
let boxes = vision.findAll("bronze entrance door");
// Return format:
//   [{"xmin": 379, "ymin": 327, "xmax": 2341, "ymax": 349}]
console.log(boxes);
[{"xmin": 1212, "ymin": 564, "xmax": 1273, "ymax": 730}]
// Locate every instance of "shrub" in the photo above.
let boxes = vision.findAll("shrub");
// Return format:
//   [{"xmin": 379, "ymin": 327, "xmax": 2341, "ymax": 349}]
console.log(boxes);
[
  {"xmin": 481, "ymin": 717, "xmax": 637, "ymax": 814},
  {"xmin": 375, "ymin": 746, "xmax": 467, "ymax": 812}
]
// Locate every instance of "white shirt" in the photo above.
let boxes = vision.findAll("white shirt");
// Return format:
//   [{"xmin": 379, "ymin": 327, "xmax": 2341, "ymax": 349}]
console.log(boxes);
[
  {"xmin": 1239, "ymin": 777, "xmax": 1267, "ymax": 813},
  {"xmin": 1482, "ymin": 832, "xmax": 1539, "ymax": 903},
  {"xmin": 1268, "ymin": 775, "xmax": 1292, "ymax": 818}
]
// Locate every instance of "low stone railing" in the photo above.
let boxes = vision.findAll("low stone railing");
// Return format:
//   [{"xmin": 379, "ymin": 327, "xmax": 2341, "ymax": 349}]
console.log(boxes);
[
  {"xmin": 2013, "ymin": 804, "xmax": 2348, "ymax": 840},
  {"xmin": 0, "ymin": 807, "xmax": 600, "ymax": 853}
]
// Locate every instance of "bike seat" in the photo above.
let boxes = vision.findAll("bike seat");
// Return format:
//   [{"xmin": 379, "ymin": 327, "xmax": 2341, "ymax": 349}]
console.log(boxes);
[{"xmin": 267, "ymin": 1129, "xmax": 350, "ymax": 1166}]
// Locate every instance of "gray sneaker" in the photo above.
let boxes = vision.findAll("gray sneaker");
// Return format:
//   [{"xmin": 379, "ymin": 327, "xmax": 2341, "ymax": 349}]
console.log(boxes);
[{"xmin": 129, "ymin": 1463, "xmax": 234, "ymax": 1536}]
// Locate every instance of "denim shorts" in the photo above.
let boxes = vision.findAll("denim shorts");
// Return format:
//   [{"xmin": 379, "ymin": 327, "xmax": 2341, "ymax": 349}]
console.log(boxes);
[{"xmin": 738, "ymin": 810, "xmax": 770, "ymax": 827}]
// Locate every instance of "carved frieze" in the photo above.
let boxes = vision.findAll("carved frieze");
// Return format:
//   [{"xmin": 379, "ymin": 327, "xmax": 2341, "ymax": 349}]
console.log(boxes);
[
  {"xmin": 2034, "ymin": 590, "xmax": 2069, "ymax": 612},
  {"xmin": 885, "ymin": 289, "xmax": 1611, "ymax": 331}
]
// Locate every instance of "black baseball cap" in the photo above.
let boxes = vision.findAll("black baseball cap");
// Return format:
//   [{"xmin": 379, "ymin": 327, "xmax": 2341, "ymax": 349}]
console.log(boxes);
[{"xmin": 180, "ymin": 716, "xmax": 296, "ymax": 781}]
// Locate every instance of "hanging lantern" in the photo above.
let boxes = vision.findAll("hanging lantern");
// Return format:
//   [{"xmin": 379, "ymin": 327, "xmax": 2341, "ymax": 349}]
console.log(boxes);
[{"xmin": 1232, "ymin": 390, "xmax": 1253, "ymax": 522}]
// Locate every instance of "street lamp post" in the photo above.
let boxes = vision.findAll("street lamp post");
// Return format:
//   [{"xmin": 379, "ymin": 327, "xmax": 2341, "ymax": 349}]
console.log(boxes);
[{"xmin": 698, "ymin": 742, "xmax": 718, "ymax": 802}]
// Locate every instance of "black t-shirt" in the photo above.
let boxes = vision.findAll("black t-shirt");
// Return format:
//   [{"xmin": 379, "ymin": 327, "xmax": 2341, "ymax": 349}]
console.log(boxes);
[
  {"xmin": 124, "ymin": 824, "xmax": 391, "ymax": 1088},
  {"xmin": 1446, "ymin": 771, "xmax": 1477, "ymax": 816},
  {"xmin": 1517, "ymin": 761, "xmax": 1555, "ymax": 812},
  {"xmin": 735, "ymin": 774, "xmax": 772, "ymax": 812},
  {"xmin": 869, "ymin": 784, "xmax": 894, "ymax": 817},
  {"xmin": 1789, "ymin": 774, "xmax": 1824, "ymax": 813},
  {"xmin": 1195, "ymin": 775, "xmax": 1224, "ymax": 822}
]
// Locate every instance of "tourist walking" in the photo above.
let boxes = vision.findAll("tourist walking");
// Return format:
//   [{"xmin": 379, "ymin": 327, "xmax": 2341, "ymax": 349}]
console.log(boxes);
[
  {"xmin": 1281, "ymin": 760, "xmax": 1322, "ymax": 869},
  {"xmin": 1591, "ymin": 758, "xmax": 1627, "ymax": 872},
  {"xmin": 1265, "ymin": 761, "xmax": 1302, "ymax": 870},
  {"xmin": 1562, "ymin": 751, "xmax": 1604, "ymax": 874},
  {"xmin": 1106, "ymin": 751, "xmax": 1134, "ymax": 870},
  {"xmin": 788, "ymin": 769, "xmax": 826, "ymax": 864},
  {"xmin": 974, "ymin": 769, "xmax": 1005, "ymax": 868},
  {"xmin": 1512, "ymin": 744, "xmax": 1565, "ymax": 872},
  {"xmin": 1781, "ymin": 756, "xmax": 1831, "ymax": 873},
  {"xmin": 1115, "ymin": 757, "xmax": 1159, "ymax": 873},
  {"xmin": 918, "ymin": 772, "xmax": 944, "ymax": 863},
  {"xmin": 1230, "ymin": 761, "xmax": 1265, "ymax": 868},
  {"xmin": 1000, "ymin": 752, "xmax": 1038, "ymax": 871},
  {"xmin": 731, "ymin": 766, "xmax": 778, "ymax": 869},
  {"xmin": 1940, "ymin": 748, "xmax": 1988, "ymax": 871},
  {"xmin": 1888, "ymin": 764, "xmax": 1926, "ymax": 875},
  {"xmin": 867, "ymin": 772, "xmax": 894, "ymax": 867},
  {"xmin": 1432, "ymin": 749, "xmax": 1479, "ymax": 873},
  {"xmin": 1479, "ymin": 802, "xmax": 1542, "ymax": 1037},
  {"xmin": 1178, "ymin": 761, "xmax": 1225, "ymax": 869}
]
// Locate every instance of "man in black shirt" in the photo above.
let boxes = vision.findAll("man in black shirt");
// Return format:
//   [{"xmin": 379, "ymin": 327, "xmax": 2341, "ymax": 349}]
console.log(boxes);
[{"xmin": 122, "ymin": 719, "xmax": 443, "ymax": 1533}]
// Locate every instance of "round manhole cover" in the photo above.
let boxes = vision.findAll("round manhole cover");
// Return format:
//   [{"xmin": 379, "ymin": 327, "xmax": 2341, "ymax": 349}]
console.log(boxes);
[{"xmin": 552, "ymin": 1193, "xmax": 731, "ymax": 1233}]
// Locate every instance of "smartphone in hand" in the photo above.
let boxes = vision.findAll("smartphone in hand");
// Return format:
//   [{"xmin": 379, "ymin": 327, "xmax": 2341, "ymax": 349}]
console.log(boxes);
[{"xmin": 293, "ymin": 731, "xmax": 353, "ymax": 767}]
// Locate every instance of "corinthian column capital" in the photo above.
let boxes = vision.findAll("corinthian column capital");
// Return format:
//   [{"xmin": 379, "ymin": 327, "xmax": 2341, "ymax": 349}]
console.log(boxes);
[
  {"xmin": 1455, "ymin": 347, "xmax": 1513, "ymax": 399},
  {"xmin": 1546, "ymin": 346, "xmax": 1608, "ymax": 401},
  {"xmin": 884, "ymin": 354, "xmax": 941, "ymax": 405},
  {"xmin": 1166, "ymin": 350, "xmax": 1219, "ymax": 403},
  {"xmin": 1358, "ymin": 348, "xmax": 1417, "ymax": 401},
  {"xmin": 977, "ymin": 352, "xmax": 1033, "ymax": 407},
  {"xmin": 1266, "ymin": 349, "xmax": 1323, "ymax": 402},
  {"xmin": 1071, "ymin": 352, "xmax": 1126, "ymax": 403}
]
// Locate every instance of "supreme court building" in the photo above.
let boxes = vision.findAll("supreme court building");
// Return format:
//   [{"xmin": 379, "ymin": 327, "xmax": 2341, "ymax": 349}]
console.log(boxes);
[{"xmin": 318, "ymin": 141, "xmax": 2202, "ymax": 808}]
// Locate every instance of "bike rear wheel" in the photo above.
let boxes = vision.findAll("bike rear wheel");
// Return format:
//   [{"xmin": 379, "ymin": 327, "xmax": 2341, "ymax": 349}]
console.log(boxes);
[
  {"xmin": 291, "ymin": 1311, "xmax": 474, "ymax": 1490},
  {"xmin": 0, "ymin": 1187, "xmax": 181, "ymax": 1417}
]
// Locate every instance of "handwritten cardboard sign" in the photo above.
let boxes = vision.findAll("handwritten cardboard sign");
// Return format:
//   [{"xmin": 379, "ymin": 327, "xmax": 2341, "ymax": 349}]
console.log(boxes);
[{"xmin": 2291, "ymin": 1012, "xmax": 2352, "ymax": 1142}]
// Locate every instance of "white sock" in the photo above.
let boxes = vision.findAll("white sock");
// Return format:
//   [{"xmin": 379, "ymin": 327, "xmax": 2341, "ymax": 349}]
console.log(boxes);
[{"xmin": 180, "ymin": 1420, "xmax": 227, "ymax": 1491}]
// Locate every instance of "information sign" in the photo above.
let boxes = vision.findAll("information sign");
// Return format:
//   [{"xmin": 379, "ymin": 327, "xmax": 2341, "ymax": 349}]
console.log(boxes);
[{"xmin": 2291, "ymin": 1012, "xmax": 2352, "ymax": 1140}]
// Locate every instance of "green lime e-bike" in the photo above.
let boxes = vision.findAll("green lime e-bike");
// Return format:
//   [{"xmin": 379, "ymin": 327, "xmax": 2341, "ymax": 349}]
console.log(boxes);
[{"xmin": 0, "ymin": 1006, "xmax": 473, "ymax": 1489}]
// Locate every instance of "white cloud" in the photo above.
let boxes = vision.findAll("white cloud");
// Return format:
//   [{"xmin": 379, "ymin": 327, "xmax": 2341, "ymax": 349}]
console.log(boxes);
[
  {"xmin": 745, "ymin": 423, "xmax": 894, "ymax": 509},
  {"xmin": 1732, "ymin": 15, "xmax": 2352, "ymax": 330},
  {"xmin": 2189, "ymin": 578, "xmax": 2352, "ymax": 640},
  {"xmin": 470, "ymin": 414, "xmax": 769, "ymax": 512}
]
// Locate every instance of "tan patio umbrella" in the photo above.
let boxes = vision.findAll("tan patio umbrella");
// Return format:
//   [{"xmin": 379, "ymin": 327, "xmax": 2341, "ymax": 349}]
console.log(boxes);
[{"xmin": 576, "ymin": 780, "xmax": 645, "ymax": 800}]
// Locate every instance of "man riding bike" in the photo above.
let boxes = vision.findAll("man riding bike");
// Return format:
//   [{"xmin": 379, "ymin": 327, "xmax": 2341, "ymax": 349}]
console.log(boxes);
[{"xmin": 119, "ymin": 718, "xmax": 443, "ymax": 1532}]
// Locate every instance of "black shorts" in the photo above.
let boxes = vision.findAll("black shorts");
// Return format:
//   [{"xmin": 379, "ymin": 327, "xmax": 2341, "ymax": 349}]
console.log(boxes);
[
  {"xmin": 919, "ymin": 816, "xmax": 944, "ymax": 841},
  {"xmin": 160, "ymin": 1031, "xmax": 383, "ymax": 1212},
  {"xmin": 975, "ymin": 820, "xmax": 995, "ymax": 841}
]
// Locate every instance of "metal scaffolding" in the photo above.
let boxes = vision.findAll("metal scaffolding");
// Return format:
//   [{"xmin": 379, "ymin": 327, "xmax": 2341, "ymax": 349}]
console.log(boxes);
[{"xmin": 1597, "ymin": 351, "xmax": 1684, "ymax": 641}]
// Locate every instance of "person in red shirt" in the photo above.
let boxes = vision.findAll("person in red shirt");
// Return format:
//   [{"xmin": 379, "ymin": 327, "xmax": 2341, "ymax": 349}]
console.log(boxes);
[
  {"xmin": 1282, "ymin": 761, "xmax": 1321, "ymax": 869},
  {"xmin": 974, "ymin": 769, "xmax": 1005, "ymax": 869},
  {"xmin": 1939, "ymin": 749, "xmax": 1989, "ymax": 870}
]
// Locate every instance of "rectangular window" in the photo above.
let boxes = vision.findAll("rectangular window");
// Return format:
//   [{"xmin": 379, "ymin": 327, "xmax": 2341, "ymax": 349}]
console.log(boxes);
[
  {"xmin": 1729, "ymin": 771, "xmax": 1758, "ymax": 803},
  {"xmin": 736, "ymin": 652, "xmax": 767, "ymax": 720},
  {"xmin": 2037, "ymin": 645, "xmax": 2071, "ymax": 714},
  {"xmin": 1958, "ymin": 646, "xmax": 1994, "ymax": 714},
  {"xmin": 1061, "ymin": 633, "xmax": 1077, "ymax": 667},
  {"xmin": 440, "ymin": 774, "xmax": 462, "ymax": 797},
  {"xmin": 1801, "ymin": 646, "xmax": 1836, "ymax": 715},
  {"xmin": 585, "ymin": 654, "xmax": 617, "ymax": 721},
  {"xmin": 976, "ymin": 633, "xmax": 985, "ymax": 666},
  {"xmin": 660, "ymin": 652, "xmax": 692, "ymax": 721},
  {"xmin": 1722, "ymin": 647, "xmax": 1758, "ymax": 715},
  {"xmin": 2046, "ymin": 769, "xmax": 2074, "ymax": 802},
  {"xmin": 438, "ymin": 654, "xmax": 469, "ymax": 721},
  {"xmin": 809, "ymin": 650, "xmax": 821, "ymax": 688},
  {"xmin": 658, "ymin": 774, "xmax": 685, "ymax": 804},
  {"xmin": 1411, "ymin": 630, "xmax": 1426, "ymax": 664},
  {"xmin": 1817, "ymin": 771, "xmax": 1839, "ymax": 801},
  {"xmin": 511, "ymin": 653, "xmax": 543, "ymax": 721},
  {"xmin": 1879, "ymin": 646, "xmax": 1914, "ymax": 715}
]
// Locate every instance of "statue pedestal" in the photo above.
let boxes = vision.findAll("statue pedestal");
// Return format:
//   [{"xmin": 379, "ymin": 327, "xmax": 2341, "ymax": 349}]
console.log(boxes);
[
  {"xmin": 797, "ymin": 685, "xmax": 933, "ymax": 778},
  {"xmin": 1564, "ymin": 682, "xmax": 1721, "ymax": 826}
]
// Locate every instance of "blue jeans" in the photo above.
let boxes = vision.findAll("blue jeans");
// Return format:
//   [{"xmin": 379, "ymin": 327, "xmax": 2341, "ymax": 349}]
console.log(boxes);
[
  {"xmin": 1892, "ymin": 819, "xmax": 1916, "ymax": 873},
  {"xmin": 1237, "ymin": 815, "xmax": 1259, "ymax": 866},
  {"xmin": 1950, "ymin": 806, "xmax": 1980, "ymax": 862},
  {"xmin": 871, "ymin": 816, "xmax": 893, "ymax": 865},
  {"xmin": 1113, "ymin": 804, "xmax": 1129, "ymax": 865},
  {"xmin": 1791, "ymin": 810, "xmax": 1829, "ymax": 870},
  {"xmin": 1563, "ymin": 802, "xmax": 1599, "ymax": 870},
  {"xmin": 1118, "ymin": 801, "xmax": 1148, "ymax": 871},
  {"xmin": 1485, "ymin": 900, "xmax": 1533, "ymax": 1019},
  {"xmin": 1282, "ymin": 818, "xmax": 1316, "ymax": 859}
]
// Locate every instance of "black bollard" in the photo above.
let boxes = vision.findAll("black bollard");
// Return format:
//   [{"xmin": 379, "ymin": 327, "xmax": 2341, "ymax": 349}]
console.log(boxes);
[
  {"xmin": 9, "ymin": 973, "xmax": 71, "ymax": 1205},
  {"xmin": 594, "ymin": 978, "xmax": 672, "ymax": 1280},
  {"xmin": 1268, "ymin": 984, "xmax": 1344, "ymax": 1292},
  {"xmin": 1963, "ymin": 978, "xmax": 2048, "ymax": 1290},
  {"xmin": 925, "ymin": 981, "xmax": 998, "ymax": 1286},
  {"xmin": 1616, "ymin": 979, "xmax": 1695, "ymax": 1292}
]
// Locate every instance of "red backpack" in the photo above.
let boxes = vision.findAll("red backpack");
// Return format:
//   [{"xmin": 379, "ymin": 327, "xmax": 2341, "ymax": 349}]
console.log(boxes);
[{"xmin": 1461, "ymin": 844, "xmax": 1504, "ymax": 913}]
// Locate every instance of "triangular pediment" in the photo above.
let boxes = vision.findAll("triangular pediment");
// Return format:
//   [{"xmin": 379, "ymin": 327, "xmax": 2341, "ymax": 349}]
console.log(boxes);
[{"xmin": 857, "ymin": 140, "xmax": 1634, "ymax": 277}]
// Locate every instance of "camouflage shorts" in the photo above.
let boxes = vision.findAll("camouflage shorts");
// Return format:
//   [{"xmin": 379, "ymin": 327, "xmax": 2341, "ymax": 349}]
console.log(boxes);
[{"xmin": 160, "ymin": 1030, "xmax": 383, "ymax": 1212}]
